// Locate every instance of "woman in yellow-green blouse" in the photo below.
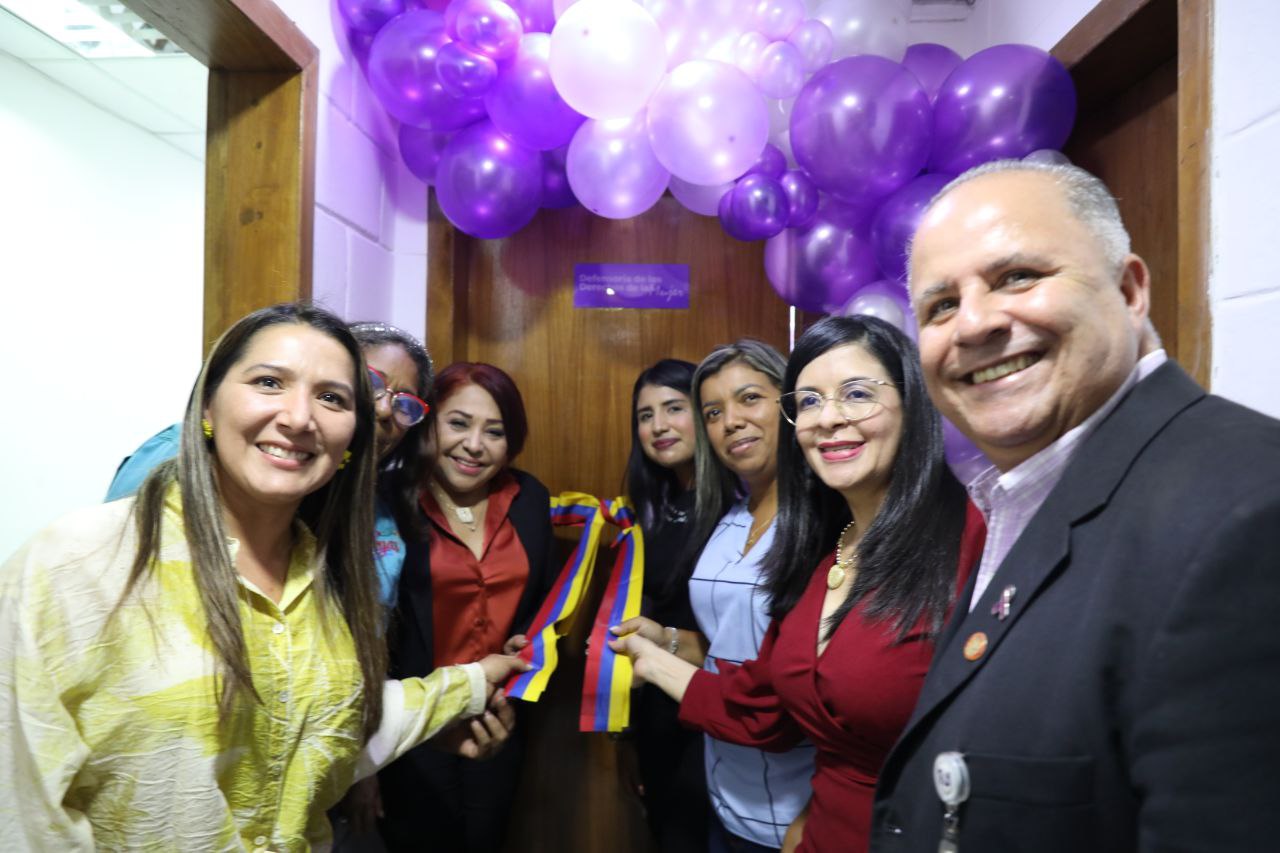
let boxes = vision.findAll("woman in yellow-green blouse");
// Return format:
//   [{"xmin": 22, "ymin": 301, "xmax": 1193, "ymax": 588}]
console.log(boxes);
[{"xmin": 0, "ymin": 304, "xmax": 525, "ymax": 851}]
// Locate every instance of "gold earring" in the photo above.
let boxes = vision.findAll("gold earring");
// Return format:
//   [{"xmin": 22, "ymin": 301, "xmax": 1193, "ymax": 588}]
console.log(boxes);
[
  {"xmin": 201, "ymin": 418, "xmax": 213, "ymax": 439},
  {"xmin": 338, "ymin": 450, "xmax": 353, "ymax": 470}
]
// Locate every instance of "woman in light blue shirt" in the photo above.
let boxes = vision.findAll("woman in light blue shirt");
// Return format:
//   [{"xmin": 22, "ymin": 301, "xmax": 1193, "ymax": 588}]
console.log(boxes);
[{"xmin": 618, "ymin": 339, "xmax": 813, "ymax": 851}]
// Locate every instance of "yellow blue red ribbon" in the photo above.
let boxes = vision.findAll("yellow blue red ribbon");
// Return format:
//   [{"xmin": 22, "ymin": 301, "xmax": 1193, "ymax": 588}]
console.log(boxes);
[
  {"xmin": 579, "ymin": 498, "xmax": 645, "ymax": 732},
  {"xmin": 505, "ymin": 493, "xmax": 607, "ymax": 702}
]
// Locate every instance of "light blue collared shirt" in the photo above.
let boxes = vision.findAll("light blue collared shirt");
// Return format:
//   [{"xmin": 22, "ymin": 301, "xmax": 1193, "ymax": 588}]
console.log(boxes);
[{"xmin": 689, "ymin": 498, "xmax": 814, "ymax": 848}]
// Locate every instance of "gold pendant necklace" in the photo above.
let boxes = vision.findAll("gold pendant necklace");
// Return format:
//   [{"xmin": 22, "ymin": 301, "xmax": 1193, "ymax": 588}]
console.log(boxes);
[
  {"xmin": 828, "ymin": 518, "xmax": 857, "ymax": 590},
  {"xmin": 742, "ymin": 511, "xmax": 776, "ymax": 555}
]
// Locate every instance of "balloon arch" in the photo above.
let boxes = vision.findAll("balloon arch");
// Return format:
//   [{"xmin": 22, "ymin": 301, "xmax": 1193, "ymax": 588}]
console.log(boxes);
[{"xmin": 337, "ymin": 0, "xmax": 1077, "ymax": 474}]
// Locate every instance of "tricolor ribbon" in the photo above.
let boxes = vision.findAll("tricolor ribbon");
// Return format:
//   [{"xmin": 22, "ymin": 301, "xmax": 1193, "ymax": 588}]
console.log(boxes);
[
  {"xmin": 505, "ymin": 493, "xmax": 607, "ymax": 702},
  {"xmin": 579, "ymin": 498, "xmax": 645, "ymax": 732}
]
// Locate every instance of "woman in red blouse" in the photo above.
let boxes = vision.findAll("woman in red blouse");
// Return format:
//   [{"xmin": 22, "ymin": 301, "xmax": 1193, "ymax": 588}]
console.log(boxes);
[
  {"xmin": 379, "ymin": 363, "xmax": 555, "ymax": 852},
  {"xmin": 613, "ymin": 316, "xmax": 985, "ymax": 852}
]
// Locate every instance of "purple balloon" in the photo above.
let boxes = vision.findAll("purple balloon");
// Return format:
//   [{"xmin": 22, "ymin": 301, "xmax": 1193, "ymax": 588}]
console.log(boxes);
[
  {"xmin": 787, "ymin": 19, "xmax": 833, "ymax": 72},
  {"xmin": 541, "ymin": 146, "xmax": 578, "ymax": 208},
  {"xmin": 779, "ymin": 169, "xmax": 817, "ymax": 227},
  {"xmin": 902, "ymin": 42, "xmax": 963, "ymax": 103},
  {"xmin": 434, "ymin": 119, "xmax": 543, "ymax": 238},
  {"xmin": 763, "ymin": 208, "xmax": 878, "ymax": 312},
  {"xmin": 742, "ymin": 143, "xmax": 787, "ymax": 180},
  {"xmin": 930, "ymin": 44, "xmax": 1077, "ymax": 174},
  {"xmin": 455, "ymin": 0, "xmax": 524, "ymax": 60},
  {"xmin": 366, "ymin": 11, "xmax": 488, "ymax": 130},
  {"xmin": 719, "ymin": 173, "xmax": 790, "ymax": 242},
  {"xmin": 485, "ymin": 33, "xmax": 586, "ymax": 151},
  {"xmin": 436, "ymin": 41, "xmax": 498, "ymax": 98},
  {"xmin": 566, "ymin": 115, "xmax": 671, "ymax": 219},
  {"xmin": 942, "ymin": 417, "xmax": 991, "ymax": 485},
  {"xmin": 869, "ymin": 172, "xmax": 953, "ymax": 282},
  {"xmin": 507, "ymin": 0, "xmax": 555, "ymax": 32},
  {"xmin": 790, "ymin": 56, "xmax": 932, "ymax": 203},
  {"xmin": 338, "ymin": 0, "xmax": 405, "ymax": 34},
  {"xmin": 399, "ymin": 124, "xmax": 452, "ymax": 183}
]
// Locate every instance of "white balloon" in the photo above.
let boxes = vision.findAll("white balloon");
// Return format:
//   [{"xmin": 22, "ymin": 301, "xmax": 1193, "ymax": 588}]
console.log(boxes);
[
  {"xmin": 643, "ymin": 0, "xmax": 746, "ymax": 68},
  {"xmin": 550, "ymin": 0, "xmax": 667, "ymax": 119},
  {"xmin": 668, "ymin": 175, "xmax": 733, "ymax": 216},
  {"xmin": 813, "ymin": 0, "xmax": 910, "ymax": 61}
]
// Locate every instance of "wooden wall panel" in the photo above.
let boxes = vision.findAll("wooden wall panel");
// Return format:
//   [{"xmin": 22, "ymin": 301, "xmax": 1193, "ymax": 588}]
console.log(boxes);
[{"xmin": 456, "ymin": 197, "xmax": 792, "ymax": 500}]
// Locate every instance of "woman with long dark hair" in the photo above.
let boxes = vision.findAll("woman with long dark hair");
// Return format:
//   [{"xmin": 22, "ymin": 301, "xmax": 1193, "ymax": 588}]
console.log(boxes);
[
  {"xmin": 619, "ymin": 359, "xmax": 710, "ymax": 851},
  {"xmin": 0, "ymin": 304, "xmax": 525, "ymax": 850},
  {"xmin": 616, "ymin": 340, "xmax": 814, "ymax": 851},
  {"xmin": 613, "ymin": 316, "xmax": 986, "ymax": 852},
  {"xmin": 379, "ymin": 362, "xmax": 556, "ymax": 853}
]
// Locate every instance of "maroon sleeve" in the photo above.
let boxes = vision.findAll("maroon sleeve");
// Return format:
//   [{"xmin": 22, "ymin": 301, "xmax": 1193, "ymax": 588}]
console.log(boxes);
[{"xmin": 677, "ymin": 620, "xmax": 806, "ymax": 752}]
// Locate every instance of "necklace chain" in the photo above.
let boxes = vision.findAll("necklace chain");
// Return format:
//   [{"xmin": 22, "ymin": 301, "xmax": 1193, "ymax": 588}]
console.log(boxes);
[
  {"xmin": 742, "ymin": 511, "xmax": 776, "ymax": 553},
  {"xmin": 430, "ymin": 481, "xmax": 480, "ymax": 532},
  {"xmin": 828, "ymin": 518, "xmax": 858, "ymax": 590}
]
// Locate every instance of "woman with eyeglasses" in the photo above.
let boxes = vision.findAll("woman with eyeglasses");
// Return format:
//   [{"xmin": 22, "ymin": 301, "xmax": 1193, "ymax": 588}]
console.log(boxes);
[
  {"xmin": 378, "ymin": 362, "xmax": 556, "ymax": 853},
  {"xmin": 612, "ymin": 317, "xmax": 986, "ymax": 852},
  {"xmin": 616, "ymin": 340, "xmax": 814, "ymax": 852},
  {"xmin": 0, "ymin": 304, "xmax": 527, "ymax": 851}
]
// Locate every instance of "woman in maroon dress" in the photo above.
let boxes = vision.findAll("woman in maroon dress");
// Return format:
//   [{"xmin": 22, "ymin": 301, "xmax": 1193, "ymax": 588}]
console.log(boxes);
[{"xmin": 612, "ymin": 316, "xmax": 985, "ymax": 852}]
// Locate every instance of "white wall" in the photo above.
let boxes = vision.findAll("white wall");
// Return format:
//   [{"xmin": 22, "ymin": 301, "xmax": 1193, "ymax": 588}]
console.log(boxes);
[
  {"xmin": 271, "ymin": 0, "xmax": 429, "ymax": 344},
  {"xmin": 1209, "ymin": 1, "xmax": 1280, "ymax": 417},
  {"xmin": 0, "ymin": 52, "xmax": 204, "ymax": 556}
]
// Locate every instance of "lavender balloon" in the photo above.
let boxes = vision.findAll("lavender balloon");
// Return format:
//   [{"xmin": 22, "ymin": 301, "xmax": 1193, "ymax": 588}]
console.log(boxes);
[
  {"xmin": 869, "ymin": 172, "xmax": 953, "ymax": 282},
  {"xmin": 455, "ymin": 0, "xmax": 524, "ymax": 60},
  {"xmin": 752, "ymin": 0, "xmax": 805, "ymax": 40},
  {"xmin": 930, "ymin": 44, "xmax": 1077, "ymax": 174},
  {"xmin": 763, "ymin": 209, "xmax": 878, "ymax": 312},
  {"xmin": 566, "ymin": 115, "xmax": 671, "ymax": 219},
  {"xmin": 719, "ymin": 173, "xmax": 790, "ymax": 241},
  {"xmin": 541, "ymin": 146, "xmax": 578, "ymax": 208},
  {"xmin": 550, "ymin": 0, "xmax": 667, "ymax": 120},
  {"xmin": 779, "ymin": 169, "xmax": 817, "ymax": 227},
  {"xmin": 902, "ymin": 42, "xmax": 962, "ymax": 103},
  {"xmin": 733, "ymin": 31, "xmax": 771, "ymax": 79},
  {"xmin": 1024, "ymin": 148, "xmax": 1072, "ymax": 165},
  {"xmin": 485, "ymin": 33, "xmax": 586, "ymax": 150},
  {"xmin": 790, "ymin": 56, "xmax": 932, "ymax": 203},
  {"xmin": 787, "ymin": 19, "xmax": 833, "ymax": 72},
  {"xmin": 756, "ymin": 41, "xmax": 806, "ymax": 99},
  {"xmin": 435, "ymin": 41, "xmax": 498, "ymax": 98},
  {"xmin": 399, "ymin": 124, "xmax": 453, "ymax": 184},
  {"xmin": 837, "ymin": 278, "xmax": 911, "ymax": 329},
  {"xmin": 742, "ymin": 143, "xmax": 787, "ymax": 180},
  {"xmin": 366, "ymin": 11, "xmax": 487, "ymax": 130},
  {"xmin": 669, "ymin": 176, "xmax": 733, "ymax": 216},
  {"xmin": 645, "ymin": 0, "xmax": 746, "ymax": 69},
  {"xmin": 647, "ymin": 60, "xmax": 770, "ymax": 186},
  {"xmin": 338, "ymin": 0, "xmax": 405, "ymax": 34},
  {"xmin": 434, "ymin": 119, "xmax": 544, "ymax": 238}
]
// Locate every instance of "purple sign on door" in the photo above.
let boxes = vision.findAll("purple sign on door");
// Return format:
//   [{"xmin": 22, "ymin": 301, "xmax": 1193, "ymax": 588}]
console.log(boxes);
[{"xmin": 573, "ymin": 263, "xmax": 690, "ymax": 309}]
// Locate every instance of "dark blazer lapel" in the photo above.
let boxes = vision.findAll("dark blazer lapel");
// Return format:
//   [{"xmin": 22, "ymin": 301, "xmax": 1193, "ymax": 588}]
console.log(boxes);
[{"xmin": 900, "ymin": 362, "xmax": 1206, "ymax": 733}]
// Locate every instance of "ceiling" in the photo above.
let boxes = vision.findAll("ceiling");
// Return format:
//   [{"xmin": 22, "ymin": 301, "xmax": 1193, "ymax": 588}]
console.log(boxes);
[{"xmin": 0, "ymin": 4, "xmax": 206, "ymax": 161}]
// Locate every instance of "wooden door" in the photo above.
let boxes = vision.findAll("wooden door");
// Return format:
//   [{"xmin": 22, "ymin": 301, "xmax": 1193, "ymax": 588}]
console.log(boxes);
[
  {"xmin": 1053, "ymin": 0, "xmax": 1212, "ymax": 385},
  {"xmin": 428, "ymin": 195, "xmax": 793, "ymax": 852}
]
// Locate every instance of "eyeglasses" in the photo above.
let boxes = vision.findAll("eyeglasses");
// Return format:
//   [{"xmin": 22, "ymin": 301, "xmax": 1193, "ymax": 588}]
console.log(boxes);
[
  {"xmin": 778, "ymin": 379, "xmax": 894, "ymax": 428},
  {"xmin": 368, "ymin": 366, "xmax": 430, "ymax": 428}
]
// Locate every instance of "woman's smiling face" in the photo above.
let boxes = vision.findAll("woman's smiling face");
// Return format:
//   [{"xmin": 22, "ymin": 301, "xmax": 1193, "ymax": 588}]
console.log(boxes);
[
  {"xmin": 699, "ymin": 360, "xmax": 780, "ymax": 484},
  {"xmin": 426, "ymin": 382, "xmax": 509, "ymax": 499}
]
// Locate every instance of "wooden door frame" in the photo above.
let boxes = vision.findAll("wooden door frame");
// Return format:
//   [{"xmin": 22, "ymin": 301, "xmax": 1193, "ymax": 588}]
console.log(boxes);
[
  {"xmin": 126, "ymin": 0, "xmax": 319, "ymax": 350},
  {"xmin": 1052, "ymin": 0, "xmax": 1213, "ymax": 386}
]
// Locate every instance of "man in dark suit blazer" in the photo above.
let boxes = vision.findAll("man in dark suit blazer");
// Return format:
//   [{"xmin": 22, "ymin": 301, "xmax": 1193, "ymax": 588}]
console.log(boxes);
[{"xmin": 870, "ymin": 161, "xmax": 1280, "ymax": 851}]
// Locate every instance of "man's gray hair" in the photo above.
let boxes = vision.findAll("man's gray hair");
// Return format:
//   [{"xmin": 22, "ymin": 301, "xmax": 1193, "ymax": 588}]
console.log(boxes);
[{"xmin": 913, "ymin": 159, "xmax": 1132, "ymax": 268}]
